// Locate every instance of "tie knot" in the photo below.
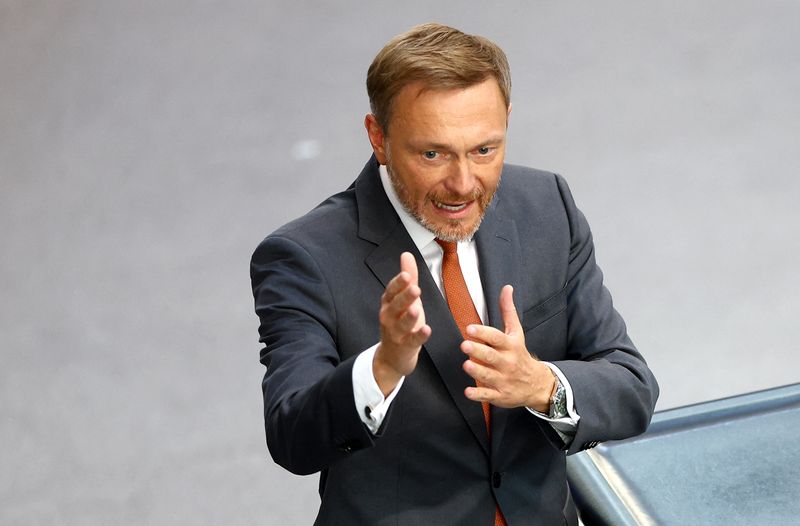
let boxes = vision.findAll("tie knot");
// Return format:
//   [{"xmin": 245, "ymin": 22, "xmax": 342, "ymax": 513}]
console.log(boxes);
[{"xmin": 435, "ymin": 238, "xmax": 457, "ymax": 254}]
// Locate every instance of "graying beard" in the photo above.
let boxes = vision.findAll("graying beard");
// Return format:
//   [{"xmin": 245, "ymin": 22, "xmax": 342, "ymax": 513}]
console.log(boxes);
[
  {"xmin": 386, "ymin": 161, "xmax": 491, "ymax": 242},
  {"xmin": 419, "ymin": 215, "xmax": 483, "ymax": 243}
]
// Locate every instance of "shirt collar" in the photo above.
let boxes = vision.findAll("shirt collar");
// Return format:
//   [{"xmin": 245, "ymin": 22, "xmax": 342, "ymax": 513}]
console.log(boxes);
[{"xmin": 379, "ymin": 164, "xmax": 436, "ymax": 251}]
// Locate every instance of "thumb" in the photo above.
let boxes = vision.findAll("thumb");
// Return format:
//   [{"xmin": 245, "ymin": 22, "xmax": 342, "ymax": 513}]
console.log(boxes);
[
  {"xmin": 499, "ymin": 285, "xmax": 522, "ymax": 335},
  {"xmin": 400, "ymin": 252, "xmax": 419, "ymax": 285}
]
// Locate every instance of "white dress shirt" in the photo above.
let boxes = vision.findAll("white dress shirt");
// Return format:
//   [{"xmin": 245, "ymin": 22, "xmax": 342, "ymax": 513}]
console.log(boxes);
[{"xmin": 352, "ymin": 165, "xmax": 580, "ymax": 443}]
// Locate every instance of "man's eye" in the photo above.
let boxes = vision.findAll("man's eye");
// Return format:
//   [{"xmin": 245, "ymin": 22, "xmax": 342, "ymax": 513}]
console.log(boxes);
[
  {"xmin": 423, "ymin": 151, "xmax": 438, "ymax": 160},
  {"xmin": 477, "ymin": 146, "xmax": 491, "ymax": 155}
]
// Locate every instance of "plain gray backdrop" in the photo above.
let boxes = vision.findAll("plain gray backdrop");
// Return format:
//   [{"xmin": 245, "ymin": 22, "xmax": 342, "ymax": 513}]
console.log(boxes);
[{"xmin": 2, "ymin": 1, "xmax": 798, "ymax": 524}]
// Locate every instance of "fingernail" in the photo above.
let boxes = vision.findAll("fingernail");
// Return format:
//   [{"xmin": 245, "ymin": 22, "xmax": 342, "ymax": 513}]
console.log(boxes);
[{"xmin": 466, "ymin": 325, "xmax": 476, "ymax": 335}]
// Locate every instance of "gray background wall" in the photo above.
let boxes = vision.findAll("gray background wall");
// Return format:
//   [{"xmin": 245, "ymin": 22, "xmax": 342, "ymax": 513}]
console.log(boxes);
[{"xmin": 2, "ymin": 1, "xmax": 798, "ymax": 524}]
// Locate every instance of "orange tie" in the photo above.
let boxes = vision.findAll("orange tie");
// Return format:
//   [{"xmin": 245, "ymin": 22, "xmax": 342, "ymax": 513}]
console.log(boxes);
[{"xmin": 436, "ymin": 239, "xmax": 507, "ymax": 526}]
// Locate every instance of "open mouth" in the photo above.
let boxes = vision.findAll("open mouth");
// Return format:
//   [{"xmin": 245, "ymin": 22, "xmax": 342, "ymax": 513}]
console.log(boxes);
[{"xmin": 434, "ymin": 201, "xmax": 469, "ymax": 212}]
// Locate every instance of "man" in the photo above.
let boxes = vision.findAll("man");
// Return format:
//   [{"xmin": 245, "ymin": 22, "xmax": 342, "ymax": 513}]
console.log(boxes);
[{"xmin": 251, "ymin": 23, "xmax": 658, "ymax": 525}]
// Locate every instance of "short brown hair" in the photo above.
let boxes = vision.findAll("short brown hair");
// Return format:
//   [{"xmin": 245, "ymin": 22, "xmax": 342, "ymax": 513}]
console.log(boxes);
[{"xmin": 366, "ymin": 23, "xmax": 511, "ymax": 133}]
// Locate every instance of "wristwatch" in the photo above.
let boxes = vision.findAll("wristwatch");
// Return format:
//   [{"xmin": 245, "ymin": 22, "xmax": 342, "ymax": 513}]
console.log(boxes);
[{"xmin": 548, "ymin": 378, "xmax": 567, "ymax": 419}]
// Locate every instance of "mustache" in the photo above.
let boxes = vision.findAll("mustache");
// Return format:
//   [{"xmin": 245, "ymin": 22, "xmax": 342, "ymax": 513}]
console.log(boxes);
[{"xmin": 428, "ymin": 188, "xmax": 486, "ymax": 204}]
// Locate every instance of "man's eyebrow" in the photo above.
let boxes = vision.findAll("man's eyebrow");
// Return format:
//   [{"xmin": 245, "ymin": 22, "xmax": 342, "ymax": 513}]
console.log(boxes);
[
  {"xmin": 408, "ymin": 135, "xmax": 506, "ymax": 151},
  {"xmin": 476, "ymin": 134, "xmax": 506, "ymax": 147},
  {"xmin": 409, "ymin": 141, "xmax": 451, "ymax": 151}
]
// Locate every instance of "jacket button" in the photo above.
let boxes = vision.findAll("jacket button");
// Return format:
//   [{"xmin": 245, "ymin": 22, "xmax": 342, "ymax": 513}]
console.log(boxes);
[
  {"xmin": 492, "ymin": 472, "xmax": 503, "ymax": 488},
  {"xmin": 337, "ymin": 440, "xmax": 359, "ymax": 453}
]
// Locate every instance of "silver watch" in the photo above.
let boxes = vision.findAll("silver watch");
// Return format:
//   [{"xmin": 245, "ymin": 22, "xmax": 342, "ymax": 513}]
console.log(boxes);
[{"xmin": 548, "ymin": 379, "xmax": 567, "ymax": 419}]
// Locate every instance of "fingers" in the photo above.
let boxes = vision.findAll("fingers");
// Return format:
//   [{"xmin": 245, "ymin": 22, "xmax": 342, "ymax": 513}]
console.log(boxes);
[
  {"xmin": 464, "ymin": 385, "xmax": 498, "ymax": 404},
  {"xmin": 397, "ymin": 299, "xmax": 424, "ymax": 334},
  {"xmin": 460, "ymin": 287, "xmax": 545, "ymax": 409},
  {"xmin": 383, "ymin": 270, "xmax": 412, "ymax": 303},
  {"xmin": 374, "ymin": 253, "xmax": 431, "ymax": 390},
  {"xmin": 381, "ymin": 285, "xmax": 423, "ymax": 339},
  {"xmin": 498, "ymin": 285, "xmax": 522, "ymax": 335},
  {"xmin": 462, "ymin": 356, "xmax": 497, "ymax": 386},
  {"xmin": 379, "ymin": 252, "xmax": 429, "ymax": 345},
  {"xmin": 384, "ymin": 279, "xmax": 420, "ymax": 315},
  {"xmin": 399, "ymin": 251, "xmax": 418, "ymax": 285},
  {"xmin": 461, "ymin": 339, "xmax": 498, "ymax": 367},
  {"xmin": 409, "ymin": 323, "xmax": 432, "ymax": 345},
  {"xmin": 383, "ymin": 252, "xmax": 419, "ymax": 302},
  {"xmin": 462, "ymin": 284, "xmax": 521, "ymax": 347},
  {"xmin": 465, "ymin": 324, "xmax": 506, "ymax": 348}
]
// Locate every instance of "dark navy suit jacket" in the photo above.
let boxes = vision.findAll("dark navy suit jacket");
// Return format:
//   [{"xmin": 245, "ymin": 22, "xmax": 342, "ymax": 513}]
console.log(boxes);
[{"xmin": 251, "ymin": 157, "xmax": 659, "ymax": 525}]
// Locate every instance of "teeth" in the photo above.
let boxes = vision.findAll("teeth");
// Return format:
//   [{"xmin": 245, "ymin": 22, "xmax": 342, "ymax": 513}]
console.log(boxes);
[{"xmin": 435, "ymin": 201, "xmax": 467, "ymax": 211}]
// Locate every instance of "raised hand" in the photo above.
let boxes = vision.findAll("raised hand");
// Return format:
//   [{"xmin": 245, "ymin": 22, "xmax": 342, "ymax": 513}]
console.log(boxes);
[
  {"xmin": 461, "ymin": 285, "xmax": 556, "ymax": 411},
  {"xmin": 373, "ymin": 252, "xmax": 432, "ymax": 396}
]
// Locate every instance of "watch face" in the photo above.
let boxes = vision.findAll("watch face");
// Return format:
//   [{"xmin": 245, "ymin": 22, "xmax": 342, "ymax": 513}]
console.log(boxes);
[{"xmin": 549, "ymin": 384, "xmax": 567, "ymax": 419}]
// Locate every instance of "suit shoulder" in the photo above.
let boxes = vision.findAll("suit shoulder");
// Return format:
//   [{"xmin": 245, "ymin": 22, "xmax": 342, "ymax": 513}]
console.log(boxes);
[
  {"xmin": 495, "ymin": 164, "xmax": 584, "ymax": 229},
  {"xmin": 502, "ymin": 163, "xmax": 557, "ymax": 180},
  {"xmin": 261, "ymin": 187, "xmax": 358, "ymax": 245},
  {"xmin": 499, "ymin": 163, "xmax": 566, "ymax": 200}
]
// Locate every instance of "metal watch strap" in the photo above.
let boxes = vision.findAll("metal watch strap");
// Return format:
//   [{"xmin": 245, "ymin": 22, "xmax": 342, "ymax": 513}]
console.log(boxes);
[{"xmin": 548, "ymin": 378, "xmax": 567, "ymax": 419}]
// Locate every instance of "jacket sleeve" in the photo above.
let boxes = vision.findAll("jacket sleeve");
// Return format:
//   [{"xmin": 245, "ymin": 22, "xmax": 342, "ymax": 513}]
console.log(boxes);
[
  {"xmin": 250, "ymin": 234, "xmax": 375, "ymax": 475},
  {"xmin": 548, "ymin": 174, "xmax": 659, "ymax": 455}
]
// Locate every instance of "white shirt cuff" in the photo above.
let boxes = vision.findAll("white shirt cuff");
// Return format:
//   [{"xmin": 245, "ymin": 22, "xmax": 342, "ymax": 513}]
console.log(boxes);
[{"xmin": 352, "ymin": 344, "xmax": 405, "ymax": 434}]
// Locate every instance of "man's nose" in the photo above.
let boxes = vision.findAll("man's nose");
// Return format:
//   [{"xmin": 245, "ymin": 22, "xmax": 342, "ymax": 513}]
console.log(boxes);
[{"xmin": 443, "ymin": 158, "xmax": 475, "ymax": 196}]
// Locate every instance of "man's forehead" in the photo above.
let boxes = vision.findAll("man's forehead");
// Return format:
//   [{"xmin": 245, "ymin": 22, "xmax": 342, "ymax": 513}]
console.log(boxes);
[
  {"xmin": 391, "ymin": 79, "xmax": 506, "ymax": 121},
  {"xmin": 388, "ymin": 81, "xmax": 507, "ymax": 136}
]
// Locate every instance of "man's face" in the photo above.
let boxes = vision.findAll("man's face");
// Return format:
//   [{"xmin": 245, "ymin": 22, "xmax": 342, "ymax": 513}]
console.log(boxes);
[{"xmin": 366, "ymin": 77, "xmax": 510, "ymax": 242}]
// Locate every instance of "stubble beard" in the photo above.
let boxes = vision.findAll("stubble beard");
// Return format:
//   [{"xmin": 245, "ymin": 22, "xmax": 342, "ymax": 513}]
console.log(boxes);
[{"xmin": 386, "ymin": 162, "xmax": 496, "ymax": 243}]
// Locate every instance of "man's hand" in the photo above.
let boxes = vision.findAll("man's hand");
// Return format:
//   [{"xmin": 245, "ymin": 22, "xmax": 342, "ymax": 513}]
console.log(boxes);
[
  {"xmin": 461, "ymin": 285, "xmax": 556, "ymax": 412},
  {"xmin": 373, "ymin": 252, "xmax": 431, "ymax": 396}
]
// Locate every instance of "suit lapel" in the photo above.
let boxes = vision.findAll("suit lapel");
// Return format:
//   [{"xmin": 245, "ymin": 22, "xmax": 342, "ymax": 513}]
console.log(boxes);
[
  {"xmin": 474, "ymin": 192, "xmax": 520, "ymax": 458},
  {"xmin": 357, "ymin": 157, "xmax": 490, "ymax": 456}
]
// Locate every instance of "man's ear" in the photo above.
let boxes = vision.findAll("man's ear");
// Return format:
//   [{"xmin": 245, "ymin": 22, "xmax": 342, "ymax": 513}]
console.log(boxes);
[
  {"xmin": 506, "ymin": 103, "xmax": 512, "ymax": 127},
  {"xmin": 364, "ymin": 114, "xmax": 388, "ymax": 165}
]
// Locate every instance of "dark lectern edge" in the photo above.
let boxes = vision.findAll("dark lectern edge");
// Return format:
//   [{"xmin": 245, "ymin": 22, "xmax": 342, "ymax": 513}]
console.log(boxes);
[
  {"xmin": 566, "ymin": 382, "xmax": 800, "ymax": 526},
  {"xmin": 643, "ymin": 382, "xmax": 800, "ymax": 437}
]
